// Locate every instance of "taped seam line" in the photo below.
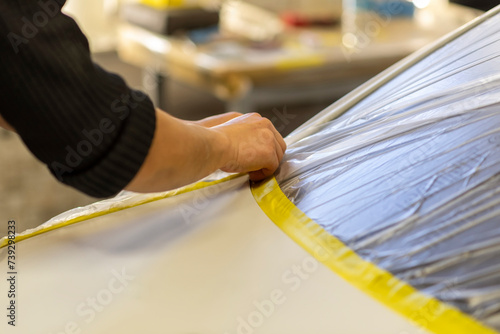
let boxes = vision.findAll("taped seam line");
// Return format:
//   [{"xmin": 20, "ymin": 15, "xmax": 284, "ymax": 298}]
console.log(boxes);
[
  {"xmin": 0, "ymin": 173, "xmax": 244, "ymax": 249},
  {"xmin": 251, "ymin": 176, "xmax": 498, "ymax": 334}
]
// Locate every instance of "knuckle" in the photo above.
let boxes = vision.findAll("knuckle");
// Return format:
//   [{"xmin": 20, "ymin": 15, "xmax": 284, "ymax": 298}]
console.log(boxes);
[
  {"xmin": 270, "ymin": 159, "xmax": 279, "ymax": 171},
  {"xmin": 258, "ymin": 129, "xmax": 273, "ymax": 142},
  {"xmin": 264, "ymin": 145, "xmax": 275, "ymax": 156},
  {"xmin": 249, "ymin": 112, "xmax": 261, "ymax": 118},
  {"xmin": 261, "ymin": 117, "xmax": 272, "ymax": 126}
]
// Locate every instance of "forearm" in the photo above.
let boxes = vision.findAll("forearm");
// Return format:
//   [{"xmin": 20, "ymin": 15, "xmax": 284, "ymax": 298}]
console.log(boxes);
[
  {"xmin": 1, "ymin": 1, "xmax": 285, "ymax": 197},
  {"xmin": 125, "ymin": 109, "xmax": 230, "ymax": 193}
]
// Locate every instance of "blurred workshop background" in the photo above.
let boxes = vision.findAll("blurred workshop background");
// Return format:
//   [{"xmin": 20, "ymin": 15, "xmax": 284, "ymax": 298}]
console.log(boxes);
[{"xmin": 1, "ymin": 0, "xmax": 497, "ymax": 236}]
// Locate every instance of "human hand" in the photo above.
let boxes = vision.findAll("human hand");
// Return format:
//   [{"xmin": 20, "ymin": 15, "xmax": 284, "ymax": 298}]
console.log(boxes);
[
  {"xmin": 212, "ymin": 113, "xmax": 287, "ymax": 181},
  {"xmin": 127, "ymin": 110, "xmax": 286, "ymax": 194}
]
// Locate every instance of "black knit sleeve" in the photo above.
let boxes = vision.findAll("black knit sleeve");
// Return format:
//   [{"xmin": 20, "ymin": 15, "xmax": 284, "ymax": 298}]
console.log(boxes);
[{"xmin": 0, "ymin": 0, "xmax": 156, "ymax": 198}]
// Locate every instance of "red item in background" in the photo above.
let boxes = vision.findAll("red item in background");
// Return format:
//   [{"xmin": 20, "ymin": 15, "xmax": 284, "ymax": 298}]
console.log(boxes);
[{"xmin": 281, "ymin": 12, "xmax": 339, "ymax": 27}]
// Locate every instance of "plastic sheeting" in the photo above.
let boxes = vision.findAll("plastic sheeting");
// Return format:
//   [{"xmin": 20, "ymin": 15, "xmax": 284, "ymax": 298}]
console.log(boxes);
[
  {"xmin": 0, "ymin": 171, "xmax": 238, "ymax": 248},
  {"xmin": 277, "ymin": 7, "xmax": 500, "ymax": 331},
  {"xmin": 0, "ymin": 177, "xmax": 425, "ymax": 334},
  {"xmin": 2, "ymin": 6, "xmax": 499, "ymax": 334}
]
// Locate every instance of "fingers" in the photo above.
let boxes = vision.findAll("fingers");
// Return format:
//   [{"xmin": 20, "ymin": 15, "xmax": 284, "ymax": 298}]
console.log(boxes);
[
  {"xmin": 263, "ymin": 117, "xmax": 286, "ymax": 168},
  {"xmin": 214, "ymin": 112, "xmax": 286, "ymax": 181},
  {"xmin": 274, "ymin": 137, "xmax": 284, "ymax": 164},
  {"xmin": 259, "ymin": 114, "xmax": 287, "ymax": 157},
  {"xmin": 246, "ymin": 114, "xmax": 286, "ymax": 181},
  {"xmin": 249, "ymin": 168, "xmax": 274, "ymax": 181},
  {"xmin": 246, "ymin": 113, "xmax": 286, "ymax": 153},
  {"xmin": 249, "ymin": 142, "xmax": 282, "ymax": 182},
  {"xmin": 196, "ymin": 112, "xmax": 244, "ymax": 127},
  {"xmin": 268, "ymin": 120, "xmax": 287, "ymax": 154},
  {"xmin": 249, "ymin": 153, "xmax": 280, "ymax": 181},
  {"xmin": 218, "ymin": 111, "xmax": 244, "ymax": 123},
  {"xmin": 249, "ymin": 170, "xmax": 267, "ymax": 181}
]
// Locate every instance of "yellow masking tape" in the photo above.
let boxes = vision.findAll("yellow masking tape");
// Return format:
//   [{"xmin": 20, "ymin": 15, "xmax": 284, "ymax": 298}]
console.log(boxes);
[
  {"xmin": 141, "ymin": 0, "xmax": 197, "ymax": 9},
  {"xmin": 0, "ymin": 173, "xmax": 243, "ymax": 249},
  {"xmin": 251, "ymin": 177, "xmax": 498, "ymax": 334},
  {"xmin": 276, "ymin": 55, "xmax": 326, "ymax": 71}
]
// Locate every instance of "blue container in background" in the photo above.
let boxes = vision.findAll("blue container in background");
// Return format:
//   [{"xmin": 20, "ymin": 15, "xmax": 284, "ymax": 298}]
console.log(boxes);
[{"xmin": 357, "ymin": 0, "xmax": 415, "ymax": 17}]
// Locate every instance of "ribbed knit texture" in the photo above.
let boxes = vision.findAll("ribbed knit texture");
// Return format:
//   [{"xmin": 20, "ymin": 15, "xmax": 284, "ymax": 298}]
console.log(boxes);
[{"xmin": 0, "ymin": 0, "xmax": 156, "ymax": 198}]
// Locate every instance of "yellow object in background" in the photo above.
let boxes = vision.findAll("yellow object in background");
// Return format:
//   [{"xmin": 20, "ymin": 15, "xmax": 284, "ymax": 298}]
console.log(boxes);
[{"xmin": 141, "ymin": 0, "xmax": 199, "ymax": 9}]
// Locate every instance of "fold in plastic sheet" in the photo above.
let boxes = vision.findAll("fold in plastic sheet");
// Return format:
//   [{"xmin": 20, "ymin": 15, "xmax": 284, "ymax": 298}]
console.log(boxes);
[{"xmin": 277, "ymin": 9, "xmax": 500, "ymax": 331}]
